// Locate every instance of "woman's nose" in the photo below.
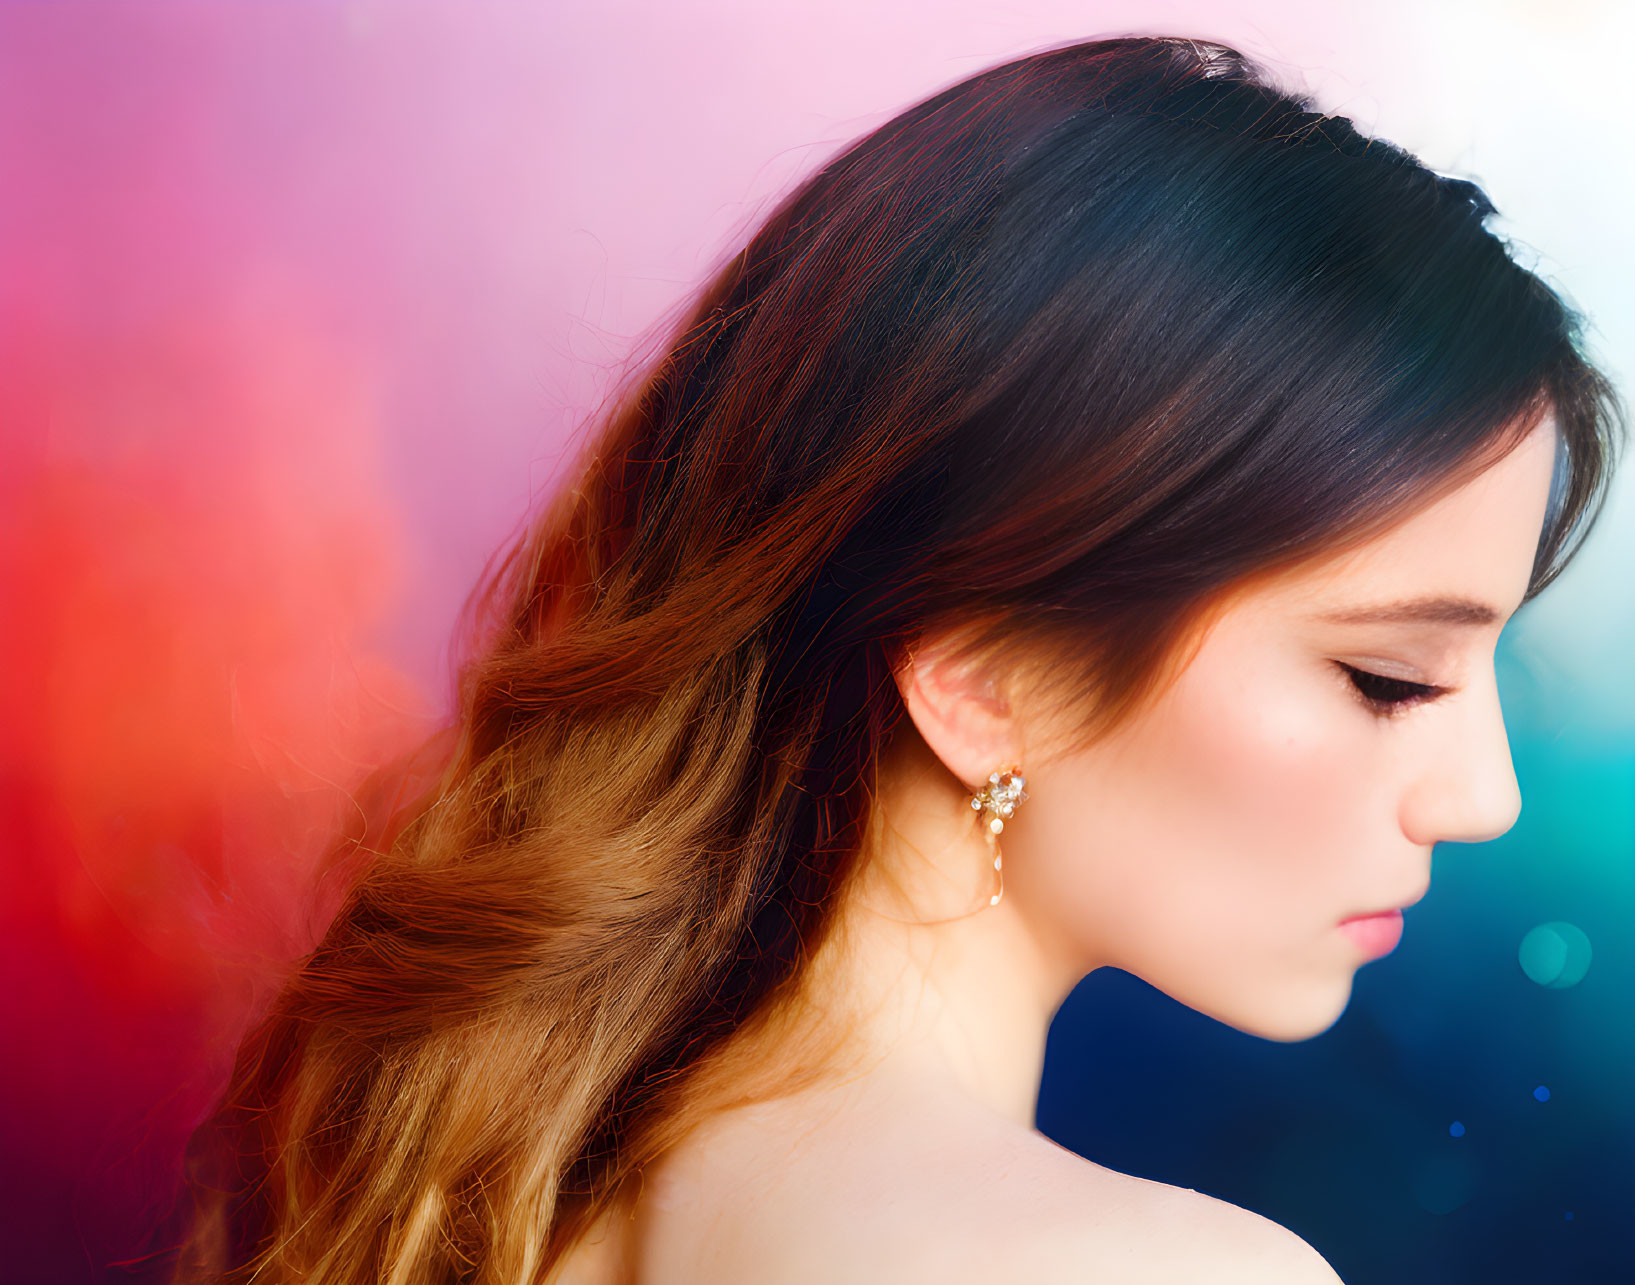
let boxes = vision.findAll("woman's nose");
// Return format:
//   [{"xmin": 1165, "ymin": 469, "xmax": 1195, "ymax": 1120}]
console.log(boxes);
[{"xmin": 1399, "ymin": 672, "xmax": 1523, "ymax": 849}]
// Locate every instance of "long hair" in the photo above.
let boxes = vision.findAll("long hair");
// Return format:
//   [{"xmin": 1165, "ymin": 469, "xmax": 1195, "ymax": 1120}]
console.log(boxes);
[{"xmin": 170, "ymin": 34, "xmax": 1624, "ymax": 1284}]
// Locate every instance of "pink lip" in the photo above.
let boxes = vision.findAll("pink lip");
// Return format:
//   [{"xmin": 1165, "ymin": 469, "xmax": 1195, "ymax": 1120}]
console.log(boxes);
[{"xmin": 1339, "ymin": 908, "xmax": 1404, "ymax": 958}]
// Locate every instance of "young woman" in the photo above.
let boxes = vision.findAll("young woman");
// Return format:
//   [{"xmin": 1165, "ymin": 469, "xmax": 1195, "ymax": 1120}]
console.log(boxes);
[{"xmin": 173, "ymin": 34, "xmax": 1624, "ymax": 1285}]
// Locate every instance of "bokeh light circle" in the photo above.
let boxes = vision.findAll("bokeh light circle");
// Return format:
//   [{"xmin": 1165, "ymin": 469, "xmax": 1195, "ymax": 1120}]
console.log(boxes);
[{"xmin": 1518, "ymin": 921, "xmax": 1593, "ymax": 988}]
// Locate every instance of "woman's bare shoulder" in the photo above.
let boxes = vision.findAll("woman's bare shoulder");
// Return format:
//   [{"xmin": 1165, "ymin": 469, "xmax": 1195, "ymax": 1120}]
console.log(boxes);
[
  {"xmin": 925, "ymin": 1131, "xmax": 1347, "ymax": 1285},
  {"xmin": 629, "ymin": 1083, "xmax": 1343, "ymax": 1285},
  {"xmin": 1017, "ymin": 1158, "xmax": 1345, "ymax": 1284},
  {"xmin": 806, "ymin": 1118, "xmax": 1348, "ymax": 1285}
]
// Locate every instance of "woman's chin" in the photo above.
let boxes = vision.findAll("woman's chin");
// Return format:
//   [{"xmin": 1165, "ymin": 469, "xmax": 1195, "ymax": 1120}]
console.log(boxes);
[
  {"xmin": 1234, "ymin": 979, "xmax": 1356, "ymax": 1043},
  {"xmin": 1155, "ymin": 972, "xmax": 1357, "ymax": 1044}
]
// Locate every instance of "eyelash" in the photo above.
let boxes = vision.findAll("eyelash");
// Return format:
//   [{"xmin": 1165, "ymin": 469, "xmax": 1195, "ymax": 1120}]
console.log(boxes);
[{"xmin": 1336, "ymin": 662, "xmax": 1446, "ymax": 718}]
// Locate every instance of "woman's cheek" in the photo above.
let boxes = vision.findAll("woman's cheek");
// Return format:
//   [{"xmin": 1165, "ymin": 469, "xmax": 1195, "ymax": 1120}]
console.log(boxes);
[{"xmin": 1164, "ymin": 656, "xmax": 1340, "ymax": 834}]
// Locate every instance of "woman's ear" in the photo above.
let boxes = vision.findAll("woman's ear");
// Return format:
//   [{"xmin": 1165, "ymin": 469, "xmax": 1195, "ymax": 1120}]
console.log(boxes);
[{"xmin": 890, "ymin": 635, "xmax": 1019, "ymax": 792}]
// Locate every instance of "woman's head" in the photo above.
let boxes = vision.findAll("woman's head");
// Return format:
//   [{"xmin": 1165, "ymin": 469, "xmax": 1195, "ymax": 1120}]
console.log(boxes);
[
  {"xmin": 891, "ymin": 411, "xmax": 1561, "ymax": 1047},
  {"xmin": 176, "ymin": 34, "xmax": 1623, "ymax": 1283}
]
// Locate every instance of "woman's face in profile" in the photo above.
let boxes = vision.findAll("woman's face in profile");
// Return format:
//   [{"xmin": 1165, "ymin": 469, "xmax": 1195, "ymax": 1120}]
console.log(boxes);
[{"xmin": 1017, "ymin": 417, "xmax": 1560, "ymax": 1040}]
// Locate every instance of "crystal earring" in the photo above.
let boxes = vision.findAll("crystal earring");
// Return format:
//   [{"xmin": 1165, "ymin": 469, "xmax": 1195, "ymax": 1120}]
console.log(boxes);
[{"xmin": 969, "ymin": 765, "xmax": 1027, "ymax": 907}]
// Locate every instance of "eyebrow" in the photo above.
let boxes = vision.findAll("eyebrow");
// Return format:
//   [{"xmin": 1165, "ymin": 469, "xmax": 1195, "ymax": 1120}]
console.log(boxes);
[{"xmin": 1311, "ymin": 595, "xmax": 1504, "ymax": 628}]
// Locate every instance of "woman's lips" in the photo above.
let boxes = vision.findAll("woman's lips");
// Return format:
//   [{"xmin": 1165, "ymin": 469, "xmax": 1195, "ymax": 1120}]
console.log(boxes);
[{"xmin": 1339, "ymin": 908, "xmax": 1405, "ymax": 958}]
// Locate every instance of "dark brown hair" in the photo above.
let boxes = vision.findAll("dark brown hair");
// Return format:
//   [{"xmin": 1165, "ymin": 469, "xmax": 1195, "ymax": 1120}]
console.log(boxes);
[{"xmin": 171, "ymin": 33, "xmax": 1624, "ymax": 1284}]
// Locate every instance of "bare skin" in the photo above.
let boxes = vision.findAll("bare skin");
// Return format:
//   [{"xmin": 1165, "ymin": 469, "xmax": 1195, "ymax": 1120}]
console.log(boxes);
[{"xmin": 561, "ymin": 417, "xmax": 1559, "ymax": 1284}]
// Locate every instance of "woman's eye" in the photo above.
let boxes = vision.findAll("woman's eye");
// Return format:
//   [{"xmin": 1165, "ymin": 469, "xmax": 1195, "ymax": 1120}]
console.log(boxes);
[{"xmin": 1336, "ymin": 662, "xmax": 1444, "ymax": 717}]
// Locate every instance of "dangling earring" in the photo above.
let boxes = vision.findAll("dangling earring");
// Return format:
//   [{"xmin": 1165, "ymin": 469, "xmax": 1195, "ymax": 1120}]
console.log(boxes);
[{"xmin": 969, "ymin": 766, "xmax": 1027, "ymax": 907}]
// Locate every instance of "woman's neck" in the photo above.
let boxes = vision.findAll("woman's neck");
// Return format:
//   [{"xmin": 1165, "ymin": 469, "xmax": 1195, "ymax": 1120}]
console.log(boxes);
[{"xmin": 796, "ymin": 728, "xmax": 1087, "ymax": 1129}]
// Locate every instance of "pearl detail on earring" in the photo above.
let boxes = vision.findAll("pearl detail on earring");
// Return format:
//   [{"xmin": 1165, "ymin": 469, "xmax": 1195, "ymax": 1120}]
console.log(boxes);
[{"xmin": 969, "ymin": 767, "xmax": 1027, "ymax": 907}]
